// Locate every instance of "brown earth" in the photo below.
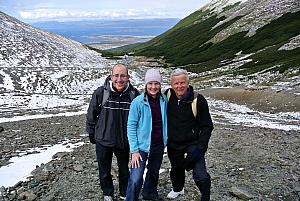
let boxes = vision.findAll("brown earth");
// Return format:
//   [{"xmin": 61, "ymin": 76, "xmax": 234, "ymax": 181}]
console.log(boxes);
[{"xmin": 201, "ymin": 87, "xmax": 300, "ymax": 113}]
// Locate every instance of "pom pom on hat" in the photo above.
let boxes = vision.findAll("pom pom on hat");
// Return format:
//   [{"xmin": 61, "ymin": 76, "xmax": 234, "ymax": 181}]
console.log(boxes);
[{"xmin": 144, "ymin": 68, "xmax": 162, "ymax": 85}]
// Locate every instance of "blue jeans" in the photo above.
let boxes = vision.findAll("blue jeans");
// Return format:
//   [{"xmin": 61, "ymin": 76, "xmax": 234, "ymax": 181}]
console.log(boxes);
[
  {"xmin": 126, "ymin": 143, "xmax": 164, "ymax": 201},
  {"xmin": 96, "ymin": 143, "xmax": 130, "ymax": 197}
]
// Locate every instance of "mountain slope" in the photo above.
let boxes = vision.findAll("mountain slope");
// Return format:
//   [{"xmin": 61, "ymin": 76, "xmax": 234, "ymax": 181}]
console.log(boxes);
[
  {"xmin": 108, "ymin": 0, "xmax": 300, "ymax": 76},
  {"xmin": 0, "ymin": 11, "xmax": 113, "ymax": 117},
  {"xmin": 0, "ymin": 11, "xmax": 106, "ymax": 67}
]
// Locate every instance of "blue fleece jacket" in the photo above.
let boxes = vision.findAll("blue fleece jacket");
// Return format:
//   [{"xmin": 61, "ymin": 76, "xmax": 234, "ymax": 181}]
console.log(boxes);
[{"xmin": 127, "ymin": 93, "xmax": 168, "ymax": 153}]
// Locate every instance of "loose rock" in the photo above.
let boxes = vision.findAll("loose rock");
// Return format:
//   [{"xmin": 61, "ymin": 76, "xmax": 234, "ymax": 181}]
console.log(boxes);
[{"xmin": 229, "ymin": 186, "xmax": 256, "ymax": 200}]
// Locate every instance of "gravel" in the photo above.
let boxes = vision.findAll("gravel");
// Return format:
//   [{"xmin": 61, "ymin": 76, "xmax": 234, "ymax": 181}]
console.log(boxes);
[{"xmin": 0, "ymin": 113, "xmax": 299, "ymax": 201}]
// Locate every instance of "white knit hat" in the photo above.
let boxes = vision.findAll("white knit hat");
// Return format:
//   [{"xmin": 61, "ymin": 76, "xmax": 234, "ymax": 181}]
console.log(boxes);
[{"xmin": 144, "ymin": 68, "xmax": 162, "ymax": 85}]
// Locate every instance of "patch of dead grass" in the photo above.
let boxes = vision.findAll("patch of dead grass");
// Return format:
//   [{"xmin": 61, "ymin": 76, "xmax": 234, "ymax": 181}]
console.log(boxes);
[{"xmin": 200, "ymin": 87, "xmax": 300, "ymax": 113}]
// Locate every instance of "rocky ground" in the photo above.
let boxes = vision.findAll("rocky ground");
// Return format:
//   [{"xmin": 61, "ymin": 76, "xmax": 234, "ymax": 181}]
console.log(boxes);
[{"xmin": 0, "ymin": 87, "xmax": 299, "ymax": 201}]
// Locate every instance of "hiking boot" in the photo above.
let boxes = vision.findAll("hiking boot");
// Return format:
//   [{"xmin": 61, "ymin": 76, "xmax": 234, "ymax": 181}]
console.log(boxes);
[
  {"xmin": 104, "ymin": 195, "xmax": 113, "ymax": 201},
  {"xmin": 167, "ymin": 189, "xmax": 184, "ymax": 199}
]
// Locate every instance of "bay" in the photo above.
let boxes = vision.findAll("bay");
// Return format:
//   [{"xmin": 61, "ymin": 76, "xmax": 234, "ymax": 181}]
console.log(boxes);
[{"xmin": 30, "ymin": 18, "xmax": 179, "ymax": 43}]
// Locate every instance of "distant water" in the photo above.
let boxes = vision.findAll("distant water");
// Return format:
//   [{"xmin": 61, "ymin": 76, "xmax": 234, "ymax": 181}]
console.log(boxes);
[{"xmin": 30, "ymin": 18, "xmax": 179, "ymax": 43}]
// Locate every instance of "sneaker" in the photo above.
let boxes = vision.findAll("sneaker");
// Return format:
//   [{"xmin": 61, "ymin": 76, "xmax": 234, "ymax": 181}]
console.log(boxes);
[
  {"xmin": 167, "ymin": 189, "xmax": 184, "ymax": 199},
  {"xmin": 119, "ymin": 195, "xmax": 126, "ymax": 200},
  {"xmin": 104, "ymin": 195, "xmax": 113, "ymax": 201}
]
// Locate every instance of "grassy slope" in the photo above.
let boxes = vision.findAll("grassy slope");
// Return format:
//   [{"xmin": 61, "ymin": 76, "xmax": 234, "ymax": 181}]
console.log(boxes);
[
  {"xmin": 106, "ymin": 9, "xmax": 300, "ymax": 74},
  {"xmin": 106, "ymin": 9, "xmax": 215, "ymax": 55},
  {"xmin": 238, "ymin": 11, "xmax": 300, "ymax": 74}
]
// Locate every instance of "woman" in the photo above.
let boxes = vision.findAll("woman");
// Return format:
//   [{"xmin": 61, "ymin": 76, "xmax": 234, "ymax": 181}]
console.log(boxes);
[{"xmin": 126, "ymin": 68, "xmax": 168, "ymax": 201}]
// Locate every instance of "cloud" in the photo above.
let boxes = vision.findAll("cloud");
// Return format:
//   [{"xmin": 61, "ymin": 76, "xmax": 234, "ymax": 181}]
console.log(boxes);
[
  {"xmin": 20, "ymin": 9, "xmax": 77, "ymax": 19},
  {"xmin": 18, "ymin": 8, "xmax": 176, "ymax": 21}
]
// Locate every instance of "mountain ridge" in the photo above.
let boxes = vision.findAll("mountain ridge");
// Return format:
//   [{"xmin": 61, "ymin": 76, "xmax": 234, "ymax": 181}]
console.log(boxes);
[
  {"xmin": 106, "ymin": 0, "xmax": 300, "ymax": 87},
  {"xmin": 0, "ymin": 1, "xmax": 299, "ymax": 98}
]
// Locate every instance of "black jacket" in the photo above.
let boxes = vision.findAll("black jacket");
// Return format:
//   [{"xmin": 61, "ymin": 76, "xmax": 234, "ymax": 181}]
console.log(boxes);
[
  {"xmin": 166, "ymin": 86, "xmax": 213, "ymax": 151},
  {"xmin": 86, "ymin": 76, "xmax": 139, "ymax": 149}
]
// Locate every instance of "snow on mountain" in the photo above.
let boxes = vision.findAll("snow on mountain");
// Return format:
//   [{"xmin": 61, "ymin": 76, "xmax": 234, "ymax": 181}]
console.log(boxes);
[
  {"xmin": 203, "ymin": 0, "xmax": 248, "ymax": 14},
  {"xmin": 0, "ymin": 11, "xmax": 122, "ymax": 96},
  {"xmin": 203, "ymin": 0, "xmax": 300, "ymax": 43},
  {"xmin": 0, "ymin": 11, "xmax": 107, "ymax": 68},
  {"xmin": 279, "ymin": 34, "xmax": 300, "ymax": 50},
  {"xmin": 0, "ymin": 11, "xmax": 118, "ymax": 118}
]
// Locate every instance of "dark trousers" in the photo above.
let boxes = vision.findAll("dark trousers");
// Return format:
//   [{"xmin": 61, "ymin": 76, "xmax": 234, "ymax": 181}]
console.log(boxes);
[
  {"xmin": 168, "ymin": 144, "xmax": 211, "ymax": 201},
  {"xmin": 96, "ymin": 142, "xmax": 130, "ymax": 197},
  {"xmin": 126, "ymin": 143, "xmax": 164, "ymax": 201}
]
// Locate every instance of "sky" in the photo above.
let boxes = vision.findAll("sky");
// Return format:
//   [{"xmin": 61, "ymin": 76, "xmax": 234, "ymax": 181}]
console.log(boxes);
[{"xmin": 0, "ymin": 0, "xmax": 211, "ymax": 22}]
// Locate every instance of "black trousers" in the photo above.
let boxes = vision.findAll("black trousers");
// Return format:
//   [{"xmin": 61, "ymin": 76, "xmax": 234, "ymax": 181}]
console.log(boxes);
[
  {"xmin": 96, "ymin": 142, "xmax": 130, "ymax": 197},
  {"xmin": 167, "ymin": 144, "xmax": 211, "ymax": 201}
]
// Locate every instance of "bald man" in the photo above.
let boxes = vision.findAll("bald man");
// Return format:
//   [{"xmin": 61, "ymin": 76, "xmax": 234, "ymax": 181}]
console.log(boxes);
[{"xmin": 86, "ymin": 63, "xmax": 139, "ymax": 201}]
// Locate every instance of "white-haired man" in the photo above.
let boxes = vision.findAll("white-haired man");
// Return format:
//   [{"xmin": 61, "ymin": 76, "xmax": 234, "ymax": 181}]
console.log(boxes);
[{"xmin": 165, "ymin": 68, "xmax": 213, "ymax": 201}]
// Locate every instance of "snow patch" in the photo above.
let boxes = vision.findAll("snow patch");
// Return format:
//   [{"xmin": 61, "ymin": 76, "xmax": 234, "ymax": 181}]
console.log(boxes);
[{"xmin": 0, "ymin": 140, "xmax": 84, "ymax": 187}]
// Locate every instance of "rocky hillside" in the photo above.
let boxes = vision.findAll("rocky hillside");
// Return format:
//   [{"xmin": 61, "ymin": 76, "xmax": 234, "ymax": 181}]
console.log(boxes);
[
  {"xmin": 0, "ymin": 11, "xmax": 114, "ymax": 119},
  {"xmin": 0, "ymin": 11, "xmax": 107, "ymax": 68},
  {"xmin": 107, "ymin": 0, "xmax": 300, "ymax": 90}
]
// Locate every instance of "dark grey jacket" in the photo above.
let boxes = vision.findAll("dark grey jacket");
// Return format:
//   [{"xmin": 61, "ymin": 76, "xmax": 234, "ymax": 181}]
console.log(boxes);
[
  {"xmin": 86, "ymin": 76, "xmax": 139, "ymax": 149},
  {"xmin": 166, "ymin": 86, "xmax": 213, "ymax": 152}
]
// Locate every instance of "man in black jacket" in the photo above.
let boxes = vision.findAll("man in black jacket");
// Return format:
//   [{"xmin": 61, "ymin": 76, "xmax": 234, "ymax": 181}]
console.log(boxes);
[
  {"xmin": 165, "ymin": 69, "xmax": 213, "ymax": 201},
  {"xmin": 86, "ymin": 63, "xmax": 139, "ymax": 201}
]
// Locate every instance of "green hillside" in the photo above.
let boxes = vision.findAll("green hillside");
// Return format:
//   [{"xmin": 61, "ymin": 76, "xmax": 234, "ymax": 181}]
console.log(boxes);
[{"xmin": 104, "ymin": 8, "xmax": 300, "ymax": 74}]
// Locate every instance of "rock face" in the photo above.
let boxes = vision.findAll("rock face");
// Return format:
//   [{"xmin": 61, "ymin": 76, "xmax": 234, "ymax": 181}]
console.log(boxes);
[
  {"xmin": 0, "ymin": 114, "xmax": 299, "ymax": 201},
  {"xmin": 18, "ymin": 191, "xmax": 37, "ymax": 201}
]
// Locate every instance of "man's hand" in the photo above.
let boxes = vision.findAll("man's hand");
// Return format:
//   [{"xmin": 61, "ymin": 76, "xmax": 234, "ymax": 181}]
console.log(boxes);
[
  {"xmin": 89, "ymin": 134, "xmax": 96, "ymax": 144},
  {"xmin": 131, "ymin": 152, "xmax": 142, "ymax": 168}
]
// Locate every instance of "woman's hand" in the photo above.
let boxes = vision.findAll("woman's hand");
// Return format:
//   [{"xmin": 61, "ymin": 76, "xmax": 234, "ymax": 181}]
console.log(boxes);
[{"xmin": 131, "ymin": 152, "xmax": 142, "ymax": 168}]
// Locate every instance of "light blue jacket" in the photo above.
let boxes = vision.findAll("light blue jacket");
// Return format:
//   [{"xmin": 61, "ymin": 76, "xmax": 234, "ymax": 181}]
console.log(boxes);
[{"xmin": 127, "ymin": 93, "xmax": 168, "ymax": 153}]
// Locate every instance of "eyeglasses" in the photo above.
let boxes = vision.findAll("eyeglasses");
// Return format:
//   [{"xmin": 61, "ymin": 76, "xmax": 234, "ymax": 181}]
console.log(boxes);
[{"xmin": 112, "ymin": 74, "xmax": 128, "ymax": 79}]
